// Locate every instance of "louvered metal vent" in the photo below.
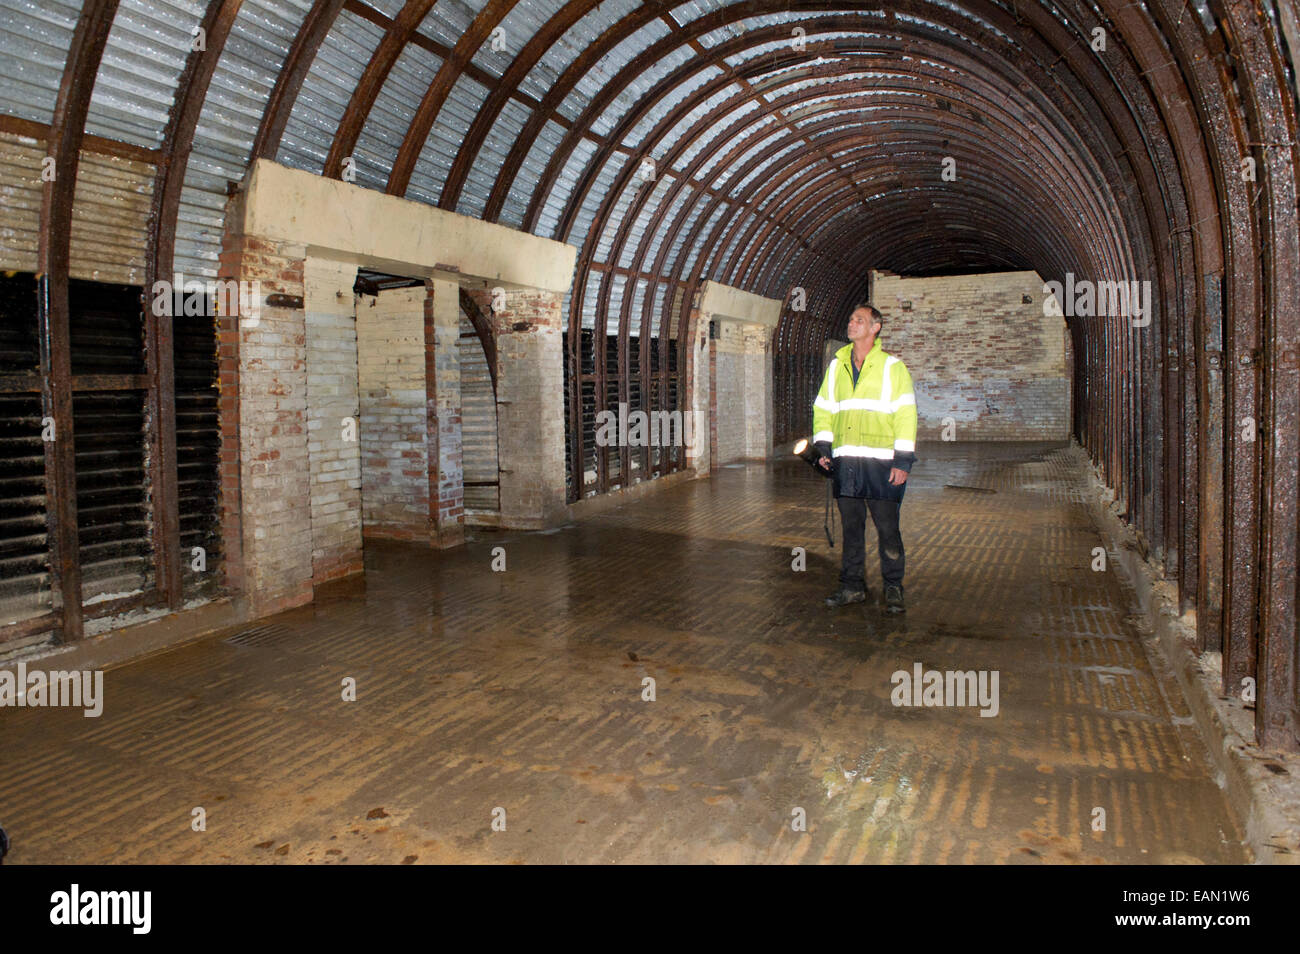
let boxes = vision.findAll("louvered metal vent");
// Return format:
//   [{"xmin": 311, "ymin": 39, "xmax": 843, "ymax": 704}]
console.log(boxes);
[
  {"xmin": 67, "ymin": 280, "xmax": 151, "ymax": 606},
  {"xmin": 1, "ymin": 273, "xmax": 226, "ymax": 645},
  {"xmin": 173, "ymin": 313, "xmax": 222, "ymax": 597},
  {"xmin": 73, "ymin": 388, "xmax": 151, "ymax": 604},
  {"xmin": 604, "ymin": 333, "xmax": 621, "ymax": 487},
  {"xmin": 580, "ymin": 330, "xmax": 596, "ymax": 491},
  {"xmin": 0, "ymin": 274, "xmax": 50, "ymax": 633}
]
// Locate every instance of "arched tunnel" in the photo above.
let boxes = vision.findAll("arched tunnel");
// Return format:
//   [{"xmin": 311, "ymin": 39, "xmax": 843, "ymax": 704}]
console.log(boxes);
[{"xmin": 1, "ymin": 0, "xmax": 1299, "ymax": 870}]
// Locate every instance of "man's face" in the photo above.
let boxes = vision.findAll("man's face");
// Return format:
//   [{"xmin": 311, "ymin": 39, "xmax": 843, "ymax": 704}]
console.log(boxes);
[{"xmin": 847, "ymin": 308, "xmax": 880, "ymax": 344}]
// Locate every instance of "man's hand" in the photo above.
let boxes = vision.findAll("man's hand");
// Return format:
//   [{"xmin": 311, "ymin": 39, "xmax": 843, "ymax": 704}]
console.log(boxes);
[
  {"xmin": 889, "ymin": 467, "xmax": 908, "ymax": 486},
  {"xmin": 818, "ymin": 457, "xmax": 832, "ymax": 470}
]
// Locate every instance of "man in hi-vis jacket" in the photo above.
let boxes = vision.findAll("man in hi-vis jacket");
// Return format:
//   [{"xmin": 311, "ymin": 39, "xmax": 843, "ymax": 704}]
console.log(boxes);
[{"xmin": 812, "ymin": 303, "xmax": 918, "ymax": 614}]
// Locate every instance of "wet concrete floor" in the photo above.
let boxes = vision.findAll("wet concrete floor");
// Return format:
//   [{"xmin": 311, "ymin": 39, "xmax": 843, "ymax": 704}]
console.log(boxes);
[{"xmin": 0, "ymin": 442, "xmax": 1246, "ymax": 863}]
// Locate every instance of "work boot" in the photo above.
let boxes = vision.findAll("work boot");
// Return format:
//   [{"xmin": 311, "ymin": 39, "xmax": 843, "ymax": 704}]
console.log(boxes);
[
  {"xmin": 825, "ymin": 586, "xmax": 867, "ymax": 607},
  {"xmin": 884, "ymin": 584, "xmax": 905, "ymax": 614}
]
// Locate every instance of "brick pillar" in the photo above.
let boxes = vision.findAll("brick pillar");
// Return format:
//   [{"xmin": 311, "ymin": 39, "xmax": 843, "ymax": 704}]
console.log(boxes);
[
  {"xmin": 425, "ymin": 278, "xmax": 464, "ymax": 547},
  {"xmin": 744, "ymin": 322, "xmax": 774, "ymax": 459},
  {"xmin": 686, "ymin": 307, "xmax": 710, "ymax": 475},
  {"xmin": 491, "ymin": 287, "xmax": 566, "ymax": 528},
  {"xmin": 220, "ymin": 235, "xmax": 313, "ymax": 616},
  {"xmin": 304, "ymin": 257, "xmax": 362, "ymax": 584}
]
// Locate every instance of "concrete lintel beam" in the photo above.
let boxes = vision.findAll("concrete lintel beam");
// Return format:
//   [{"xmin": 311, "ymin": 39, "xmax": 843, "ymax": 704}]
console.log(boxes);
[
  {"xmin": 697, "ymin": 280, "xmax": 782, "ymax": 328},
  {"xmin": 234, "ymin": 159, "xmax": 577, "ymax": 292}
]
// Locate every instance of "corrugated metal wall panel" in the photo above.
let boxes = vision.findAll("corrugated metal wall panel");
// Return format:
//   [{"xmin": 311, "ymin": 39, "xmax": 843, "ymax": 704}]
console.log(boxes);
[
  {"xmin": 719, "ymin": 215, "xmax": 763, "ymax": 283},
  {"xmin": 564, "ymin": 152, "xmax": 626, "ymax": 247},
  {"xmin": 352, "ymin": 43, "xmax": 437, "ymax": 195},
  {"xmin": 518, "ymin": 0, "xmax": 636, "ymax": 103},
  {"xmin": 499, "ymin": 117, "xmax": 564, "ymax": 228},
  {"xmin": 278, "ymin": 9, "xmax": 387, "ymax": 175},
  {"xmin": 458, "ymin": 313, "xmax": 498, "ymax": 513},
  {"xmin": 666, "ymin": 0, "xmax": 718, "ymax": 27},
  {"xmin": 626, "ymin": 276, "xmax": 648, "ymax": 337},
  {"xmin": 604, "ymin": 272, "xmax": 626, "ymax": 337},
  {"xmin": 695, "ymin": 110, "xmax": 770, "ymax": 185},
  {"xmin": 535, "ymin": 136, "xmax": 597, "ymax": 239},
  {"xmin": 458, "ymin": 97, "xmax": 531, "ymax": 220},
  {"xmin": 0, "ymin": 131, "xmax": 42, "ymax": 274},
  {"xmin": 579, "ymin": 329, "xmax": 596, "ymax": 488},
  {"xmin": 576, "ymin": 268, "xmax": 601, "ymax": 331},
  {"xmin": 641, "ymin": 183, "xmax": 692, "ymax": 270},
  {"xmin": 366, "ymin": 0, "xmax": 407, "ymax": 18},
  {"xmin": 680, "ymin": 202, "xmax": 729, "ymax": 274},
  {"xmin": 593, "ymin": 177, "xmax": 638, "ymax": 263},
  {"xmin": 728, "ymin": 135, "xmax": 799, "ymax": 198},
  {"xmin": 716, "ymin": 30, "xmax": 873, "ymax": 67},
  {"xmin": 621, "ymin": 67, "xmax": 730, "ymax": 150},
  {"xmin": 174, "ymin": 0, "xmax": 312, "ymax": 278},
  {"xmin": 0, "ymin": 0, "xmax": 79, "ymax": 127},
  {"xmin": 758, "ymin": 166, "xmax": 835, "ymax": 213},
  {"xmin": 71, "ymin": 151, "xmax": 153, "ymax": 285},
  {"xmin": 0, "ymin": 131, "xmax": 154, "ymax": 284},
  {"xmin": 467, "ymin": 0, "xmax": 548, "ymax": 79},
  {"xmin": 408, "ymin": 72, "xmax": 488, "ymax": 206},
  {"xmin": 84, "ymin": 0, "xmax": 198, "ymax": 149},
  {"xmin": 669, "ymin": 97, "xmax": 759, "ymax": 173},
  {"xmin": 587, "ymin": 42, "xmax": 695, "ymax": 141},
  {"xmin": 667, "ymin": 283, "xmax": 685, "ymax": 341},
  {"xmin": 616, "ymin": 173, "xmax": 674, "ymax": 270},
  {"xmin": 662, "ymin": 197, "xmax": 710, "ymax": 272},
  {"xmin": 417, "ymin": 0, "xmax": 491, "ymax": 49},
  {"xmin": 569, "ymin": 19, "xmax": 671, "ymax": 131},
  {"xmin": 698, "ymin": 111, "xmax": 769, "ymax": 185},
  {"xmin": 649, "ymin": 281, "xmax": 669, "ymax": 341},
  {"xmin": 709, "ymin": 208, "xmax": 753, "ymax": 276}
]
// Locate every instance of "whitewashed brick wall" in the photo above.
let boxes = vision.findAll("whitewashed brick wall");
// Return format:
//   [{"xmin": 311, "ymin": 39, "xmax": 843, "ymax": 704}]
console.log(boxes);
[
  {"xmin": 356, "ymin": 285, "xmax": 429, "ymax": 539},
  {"xmin": 303, "ymin": 258, "xmax": 362, "ymax": 581},
  {"xmin": 872, "ymin": 270, "xmax": 1069, "ymax": 440}
]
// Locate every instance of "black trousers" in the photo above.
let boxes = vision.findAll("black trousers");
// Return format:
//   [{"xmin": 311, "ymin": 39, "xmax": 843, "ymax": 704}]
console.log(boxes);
[{"xmin": 837, "ymin": 496, "xmax": 904, "ymax": 589}]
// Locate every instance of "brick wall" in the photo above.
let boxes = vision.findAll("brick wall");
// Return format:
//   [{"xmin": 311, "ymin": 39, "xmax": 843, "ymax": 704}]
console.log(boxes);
[
  {"xmin": 744, "ymin": 323, "xmax": 773, "ymax": 458},
  {"xmin": 709, "ymin": 315, "xmax": 773, "ymax": 464},
  {"xmin": 218, "ymin": 233, "xmax": 313, "ymax": 616},
  {"xmin": 871, "ymin": 270, "xmax": 1069, "ymax": 440},
  {"xmin": 304, "ymin": 258, "xmax": 362, "ymax": 582},
  {"xmin": 356, "ymin": 286, "xmax": 429, "ymax": 540},
  {"xmin": 425, "ymin": 279, "xmax": 464, "ymax": 547}
]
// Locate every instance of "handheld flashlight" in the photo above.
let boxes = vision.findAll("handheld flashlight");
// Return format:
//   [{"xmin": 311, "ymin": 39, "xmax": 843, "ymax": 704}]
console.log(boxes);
[{"xmin": 793, "ymin": 438, "xmax": 833, "ymax": 477}]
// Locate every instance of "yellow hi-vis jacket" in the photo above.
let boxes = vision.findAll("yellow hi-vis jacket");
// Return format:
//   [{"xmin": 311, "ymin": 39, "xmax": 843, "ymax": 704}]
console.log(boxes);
[{"xmin": 812, "ymin": 339, "xmax": 918, "ymax": 500}]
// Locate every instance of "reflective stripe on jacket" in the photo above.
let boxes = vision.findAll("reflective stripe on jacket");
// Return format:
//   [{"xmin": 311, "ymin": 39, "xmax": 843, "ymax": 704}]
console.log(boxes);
[{"xmin": 811, "ymin": 339, "xmax": 918, "ymax": 499}]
